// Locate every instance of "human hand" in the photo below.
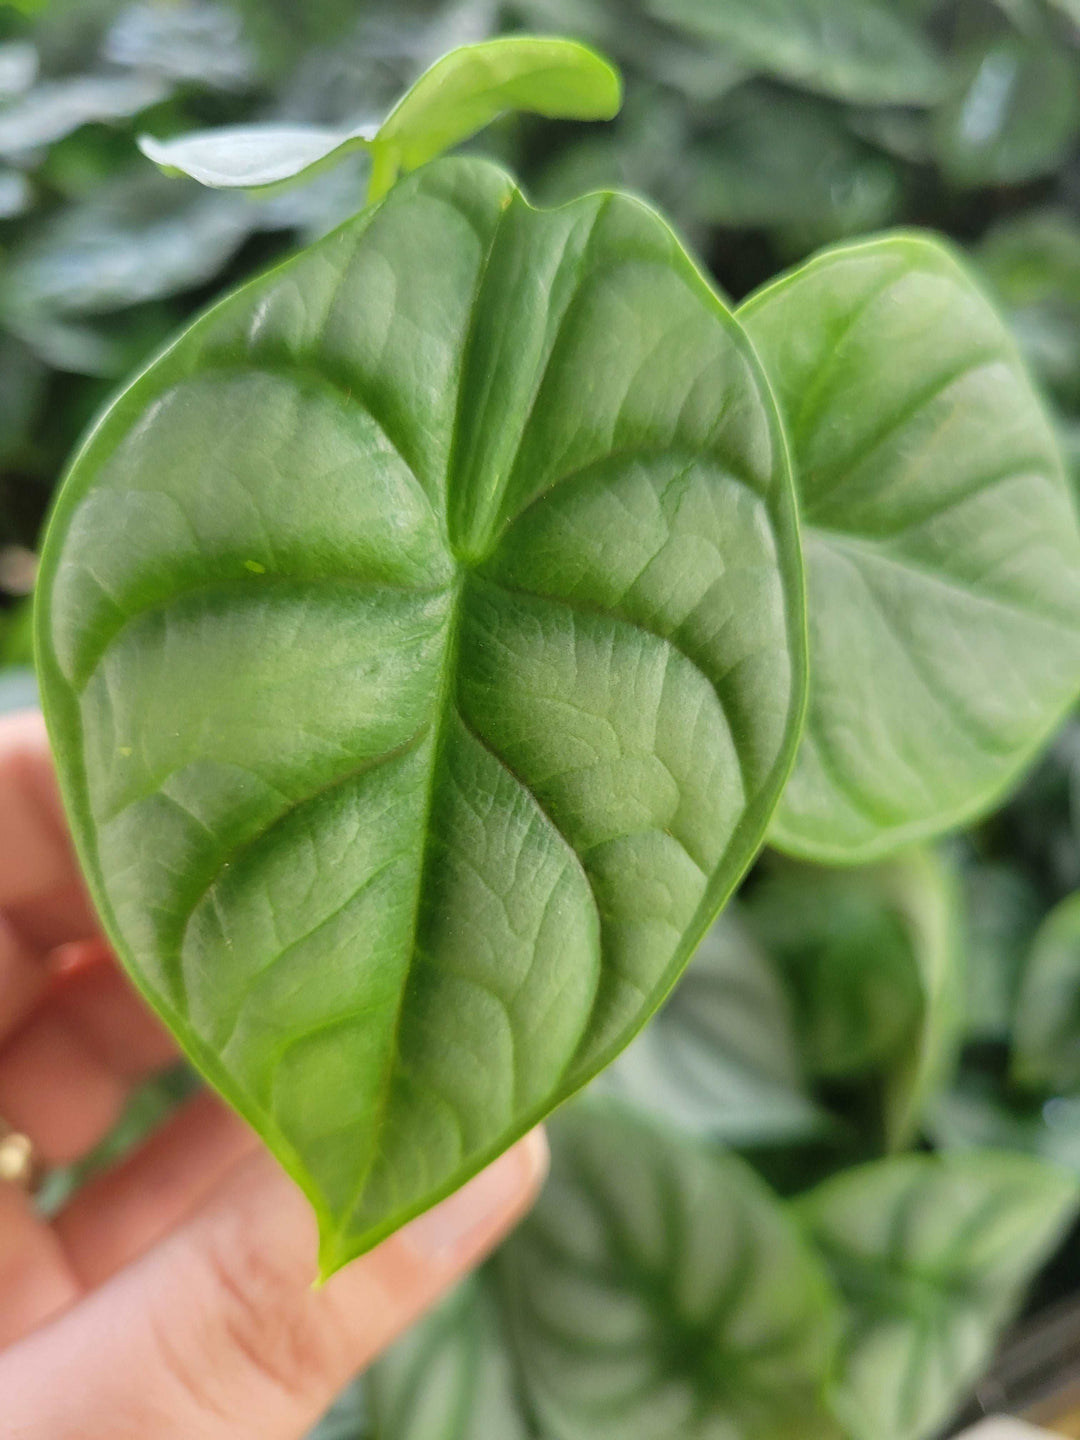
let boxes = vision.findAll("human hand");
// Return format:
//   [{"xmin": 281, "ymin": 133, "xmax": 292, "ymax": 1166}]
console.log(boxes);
[{"xmin": 0, "ymin": 711, "xmax": 547, "ymax": 1438}]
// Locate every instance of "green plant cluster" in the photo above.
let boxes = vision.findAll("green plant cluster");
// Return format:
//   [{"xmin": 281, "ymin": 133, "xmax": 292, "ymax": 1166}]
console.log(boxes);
[{"xmin": 10, "ymin": 2, "xmax": 1080, "ymax": 1438}]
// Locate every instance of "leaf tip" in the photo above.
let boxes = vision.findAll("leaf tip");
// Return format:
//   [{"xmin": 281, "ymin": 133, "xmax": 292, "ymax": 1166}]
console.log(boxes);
[{"xmin": 136, "ymin": 132, "xmax": 180, "ymax": 178}]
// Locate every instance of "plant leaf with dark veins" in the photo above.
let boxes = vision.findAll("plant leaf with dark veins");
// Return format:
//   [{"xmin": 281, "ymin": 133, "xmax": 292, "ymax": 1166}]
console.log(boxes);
[
  {"xmin": 36, "ymin": 156, "xmax": 805, "ymax": 1273},
  {"xmin": 740, "ymin": 234, "xmax": 1080, "ymax": 862},
  {"xmin": 498, "ymin": 1102, "xmax": 843, "ymax": 1440},
  {"xmin": 800, "ymin": 1151, "xmax": 1080, "ymax": 1440}
]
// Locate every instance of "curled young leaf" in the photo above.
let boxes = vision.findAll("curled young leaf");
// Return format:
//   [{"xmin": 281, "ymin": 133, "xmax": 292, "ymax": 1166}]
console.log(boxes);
[
  {"xmin": 800, "ymin": 1151, "xmax": 1080, "ymax": 1440},
  {"xmin": 139, "ymin": 36, "xmax": 621, "ymax": 198},
  {"xmin": 369, "ymin": 34, "xmax": 622, "ymax": 199},
  {"xmin": 740, "ymin": 234, "xmax": 1080, "ymax": 863},
  {"xmin": 36, "ymin": 156, "xmax": 805, "ymax": 1273}
]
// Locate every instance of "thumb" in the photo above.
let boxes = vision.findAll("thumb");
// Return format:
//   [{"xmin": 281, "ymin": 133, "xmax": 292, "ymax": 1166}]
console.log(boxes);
[{"xmin": 0, "ymin": 1131, "xmax": 547, "ymax": 1439}]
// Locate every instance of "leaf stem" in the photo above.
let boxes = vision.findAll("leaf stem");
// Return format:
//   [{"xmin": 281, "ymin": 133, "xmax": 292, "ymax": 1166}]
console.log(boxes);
[{"xmin": 366, "ymin": 144, "xmax": 401, "ymax": 206}]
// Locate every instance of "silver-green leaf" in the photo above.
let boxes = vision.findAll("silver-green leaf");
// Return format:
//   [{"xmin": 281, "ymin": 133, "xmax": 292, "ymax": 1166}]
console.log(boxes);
[
  {"xmin": 746, "ymin": 848, "xmax": 961, "ymax": 1148},
  {"xmin": 498, "ymin": 1102, "xmax": 842, "ymax": 1440},
  {"xmin": 740, "ymin": 234, "xmax": 1080, "ymax": 862},
  {"xmin": 138, "ymin": 124, "xmax": 376, "ymax": 191},
  {"xmin": 369, "ymin": 1276, "xmax": 538, "ymax": 1439},
  {"xmin": 800, "ymin": 1151, "xmax": 1080, "ymax": 1440}
]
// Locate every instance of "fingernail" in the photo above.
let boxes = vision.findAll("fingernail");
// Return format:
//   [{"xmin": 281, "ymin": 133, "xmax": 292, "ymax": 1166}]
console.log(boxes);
[{"xmin": 402, "ymin": 1128, "xmax": 549, "ymax": 1264}]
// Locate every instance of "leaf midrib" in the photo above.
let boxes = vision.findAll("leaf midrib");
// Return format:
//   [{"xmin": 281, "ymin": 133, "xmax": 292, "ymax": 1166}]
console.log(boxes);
[{"xmin": 323, "ymin": 567, "xmax": 469, "ymax": 1262}]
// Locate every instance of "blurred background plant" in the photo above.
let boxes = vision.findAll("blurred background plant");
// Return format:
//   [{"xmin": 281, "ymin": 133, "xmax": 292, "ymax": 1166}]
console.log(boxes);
[{"xmin": 9, "ymin": 0, "xmax": 1080, "ymax": 1435}]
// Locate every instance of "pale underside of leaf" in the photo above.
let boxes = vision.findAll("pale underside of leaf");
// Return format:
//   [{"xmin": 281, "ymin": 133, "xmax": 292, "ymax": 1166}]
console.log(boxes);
[
  {"xmin": 740, "ymin": 233, "xmax": 1080, "ymax": 862},
  {"xmin": 37, "ymin": 157, "xmax": 803, "ymax": 1271},
  {"xmin": 138, "ymin": 125, "xmax": 376, "ymax": 190}
]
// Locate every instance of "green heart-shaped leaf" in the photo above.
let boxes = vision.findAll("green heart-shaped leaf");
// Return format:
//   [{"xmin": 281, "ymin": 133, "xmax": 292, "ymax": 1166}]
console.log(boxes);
[
  {"xmin": 497, "ymin": 1102, "xmax": 842, "ymax": 1440},
  {"xmin": 740, "ymin": 234, "xmax": 1080, "ymax": 862},
  {"xmin": 800, "ymin": 1151, "xmax": 1080, "ymax": 1440},
  {"xmin": 36, "ymin": 156, "xmax": 805, "ymax": 1273}
]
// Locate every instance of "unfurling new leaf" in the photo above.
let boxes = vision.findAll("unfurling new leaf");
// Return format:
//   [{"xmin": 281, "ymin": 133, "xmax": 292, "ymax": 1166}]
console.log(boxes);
[{"xmin": 139, "ymin": 37, "xmax": 622, "ymax": 201}]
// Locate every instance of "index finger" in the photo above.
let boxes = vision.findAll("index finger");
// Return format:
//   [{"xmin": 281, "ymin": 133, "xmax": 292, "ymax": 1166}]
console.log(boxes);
[{"xmin": 0, "ymin": 710, "xmax": 98, "ymax": 1040}]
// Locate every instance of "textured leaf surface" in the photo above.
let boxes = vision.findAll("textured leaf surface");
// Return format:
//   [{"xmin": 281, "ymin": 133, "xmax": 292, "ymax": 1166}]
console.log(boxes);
[
  {"xmin": 499, "ymin": 1102, "xmax": 841, "ymax": 1440},
  {"xmin": 139, "ymin": 37, "xmax": 620, "ymax": 195},
  {"xmin": 745, "ymin": 849, "xmax": 961, "ymax": 1148},
  {"xmin": 740, "ymin": 234, "xmax": 1080, "ymax": 862},
  {"xmin": 800, "ymin": 1151, "xmax": 1080, "ymax": 1440},
  {"xmin": 600, "ymin": 906, "xmax": 823, "ymax": 1145},
  {"xmin": 36, "ymin": 156, "xmax": 804, "ymax": 1272},
  {"xmin": 649, "ymin": 0, "xmax": 945, "ymax": 106},
  {"xmin": 1013, "ymin": 891, "xmax": 1080, "ymax": 1095}
]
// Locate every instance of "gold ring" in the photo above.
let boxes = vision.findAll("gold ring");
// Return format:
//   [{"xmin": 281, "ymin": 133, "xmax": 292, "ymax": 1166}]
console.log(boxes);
[{"xmin": 0, "ymin": 1118, "xmax": 42, "ymax": 1195}]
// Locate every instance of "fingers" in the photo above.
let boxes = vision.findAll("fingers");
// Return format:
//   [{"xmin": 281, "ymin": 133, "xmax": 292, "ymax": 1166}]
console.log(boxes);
[
  {"xmin": 0, "ymin": 1091, "xmax": 255, "ymax": 1349},
  {"xmin": 0, "ymin": 712, "xmax": 96, "ymax": 954},
  {"xmin": 0, "ymin": 1184, "xmax": 80, "ymax": 1347},
  {"xmin": 1, "ymin": 1133, "xmax": 548, "ymax": 1440},
  {"xmin": 0, "ymin": 911, "xmax": 48, "ymax": 1048},
  {"xmin": 0, "ymin": 712, "xmax": 80, "ymax": 913},
  {"xmin": 55, "ymin": 1090, "xmax": 259, "ymax": 1288},
  {"xmin": 0, "ymin": 709, "xmax": 99, "ymax": 1049},
  {"xmin": 0, "ymin": 961, "xmax": 178, "ymax": 1163}
]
